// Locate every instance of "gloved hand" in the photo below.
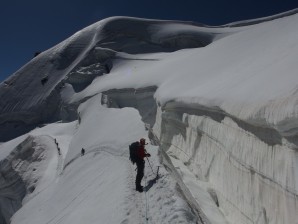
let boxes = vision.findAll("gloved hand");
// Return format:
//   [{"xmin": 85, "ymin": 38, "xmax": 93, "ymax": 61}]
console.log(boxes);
[{"xmin": 147, "ymin": 153, "xmax": 151, "ymax": 157}]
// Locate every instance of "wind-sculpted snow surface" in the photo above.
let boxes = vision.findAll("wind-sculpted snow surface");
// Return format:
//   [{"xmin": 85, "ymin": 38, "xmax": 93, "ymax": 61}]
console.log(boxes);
[
  {"xmin": 0, "ymin": 10, "xmax": 298, "ymax": 224},
  {"xmin": 0, "ymin": 16, "xmax": 229, "ymax": 141},
  {"xmin": 225, "ymin": 8, "xmax": 298, "ymax": 27},
  {"xmin": 6, "ymin": 94, "xmax": 198, "ymax": 224}
]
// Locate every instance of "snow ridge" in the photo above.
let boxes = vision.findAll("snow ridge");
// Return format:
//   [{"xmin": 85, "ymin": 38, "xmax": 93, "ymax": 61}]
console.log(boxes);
[
  {"xmin": 0, "ymin": 16, "xmax": 237, "ymax": 142},
  {"xmin": 1, "ymin": 11, "xmax": 298, "ymax": 224}
]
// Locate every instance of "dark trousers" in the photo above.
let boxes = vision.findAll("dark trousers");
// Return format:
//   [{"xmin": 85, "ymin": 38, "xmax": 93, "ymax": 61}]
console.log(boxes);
[{"xmin": 136, "ymin": 160, "xmax": 145, "ymax": 187}]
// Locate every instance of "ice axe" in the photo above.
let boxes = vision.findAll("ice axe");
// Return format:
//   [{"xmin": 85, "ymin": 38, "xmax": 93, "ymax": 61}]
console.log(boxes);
[
  {"xmin": 156, "ymin": 166, "xmax": 160, "ymax": 178},
  {"xmin": 146, "ymin": 157, "xmax": 154, "ymax": 174},
  {"xmin": 146, "ymin": 157, "xmax": 160, "ymax": 178}
]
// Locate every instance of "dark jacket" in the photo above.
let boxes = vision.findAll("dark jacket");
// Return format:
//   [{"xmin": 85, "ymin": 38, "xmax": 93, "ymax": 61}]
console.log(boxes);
[{"xmin": 137, "ymin": 144, "xmax": 149, "ymax": 160}]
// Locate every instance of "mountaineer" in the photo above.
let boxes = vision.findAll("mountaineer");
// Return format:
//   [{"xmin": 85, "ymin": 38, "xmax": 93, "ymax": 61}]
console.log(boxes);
[{"xmin": 129, "ymin": 138, "xmax": 151, "ymax": 192}]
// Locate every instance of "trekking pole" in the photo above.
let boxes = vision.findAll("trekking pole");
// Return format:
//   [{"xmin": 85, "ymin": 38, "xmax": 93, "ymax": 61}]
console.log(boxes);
[{"xmin": 146, "ymin": 157, "xmax": 155, "ymax": 174}]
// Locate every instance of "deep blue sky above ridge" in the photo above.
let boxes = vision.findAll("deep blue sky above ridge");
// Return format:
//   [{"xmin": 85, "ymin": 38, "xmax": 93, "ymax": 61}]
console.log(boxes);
[{"xmin": 1, "ymin": 0, "xmax": 298, "ymax": 82}]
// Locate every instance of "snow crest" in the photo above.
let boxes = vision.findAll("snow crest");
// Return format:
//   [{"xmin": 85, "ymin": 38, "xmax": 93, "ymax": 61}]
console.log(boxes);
[{"xmin": 1, "ymin": 12, "xmax": 298, "ymax": 224}]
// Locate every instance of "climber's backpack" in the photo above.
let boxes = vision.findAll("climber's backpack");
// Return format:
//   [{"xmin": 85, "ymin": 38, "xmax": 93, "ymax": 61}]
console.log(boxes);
[{"xmin": 129, "ymin": 142, "xmax": 139, "ymax": 164}]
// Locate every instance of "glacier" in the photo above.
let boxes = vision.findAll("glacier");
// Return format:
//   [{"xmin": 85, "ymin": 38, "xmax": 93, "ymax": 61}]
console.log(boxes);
[{"xmin": 0, "ymin": 9, "xmax": 298, "ymax": 224}]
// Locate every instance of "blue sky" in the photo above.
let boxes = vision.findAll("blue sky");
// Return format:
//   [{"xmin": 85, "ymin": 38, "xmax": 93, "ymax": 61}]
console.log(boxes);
[{"xmin": 1, "ymin": 0, "xmax": 298, "ymax": 81}]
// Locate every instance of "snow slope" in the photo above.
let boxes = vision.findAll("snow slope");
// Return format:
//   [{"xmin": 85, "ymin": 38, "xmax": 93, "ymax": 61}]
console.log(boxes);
[
  {"xmin": 0, "ymin": 15, "xmax": 251, "ymax": 142},
  {"xmin": 0, "ymin": 9, "xmax": 298, "ymax": 224},
  {"xmin": 8, "ymin": 95, "xmax": 198, "ymax": 224},
  {"xmin": 73, "ymin": 13, "xmax": 298, "ymax": 131}
]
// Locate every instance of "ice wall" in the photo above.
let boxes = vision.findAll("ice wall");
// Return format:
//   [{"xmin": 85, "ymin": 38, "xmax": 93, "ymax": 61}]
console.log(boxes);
[
  {"xmin": 102, "ymin": 86, "xmax": 157, "ymax": 126},
  {"xmin": 0, "ymin": 160, "xmax": 25, "ymax": 224},
  {"xmin": 152, "ymin": 102, "xmax": 298, "ymax": 224},
  {"xmin": 0, "ymin": 137, "xmax": 33, "ymax": 224},
  {"xmin": 0, "ymin": 135, "xmax": 55, "ymax": 224}
]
